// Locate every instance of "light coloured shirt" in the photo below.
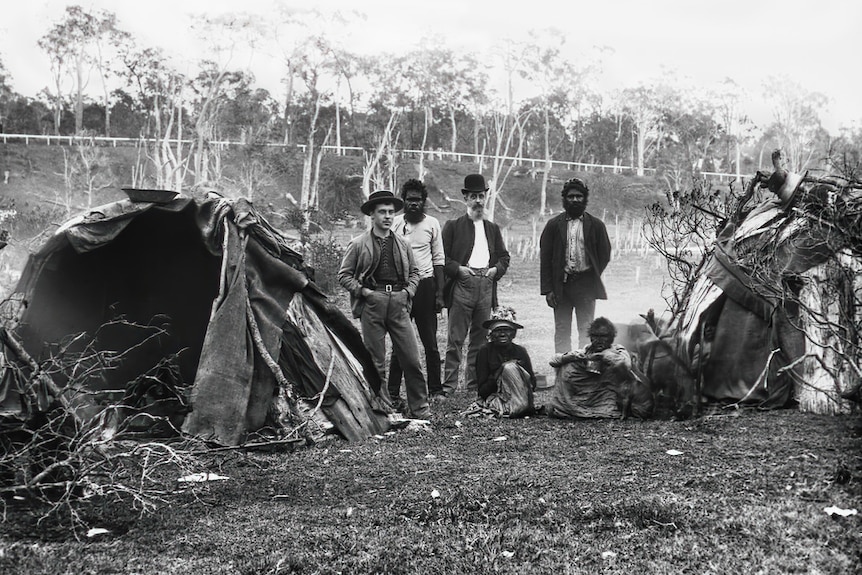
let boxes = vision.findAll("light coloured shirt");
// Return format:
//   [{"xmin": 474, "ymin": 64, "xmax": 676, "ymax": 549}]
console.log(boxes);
[
  {"xmin": 467, "ymin": 218, "xmax": 491, "ymax": 269},
  {"xmin": 565, "ymin": 216, "xmax": 590, "ymax": 274},
  {"xmin": 392, "ymin": 214, "xmax": 444, "ymax": 279}
]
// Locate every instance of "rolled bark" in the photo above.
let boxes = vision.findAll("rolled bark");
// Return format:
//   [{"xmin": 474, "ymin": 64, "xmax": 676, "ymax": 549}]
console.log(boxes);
[{"xmin": 797, "ymin": 257, "xmax": 859, "ymax": 414}]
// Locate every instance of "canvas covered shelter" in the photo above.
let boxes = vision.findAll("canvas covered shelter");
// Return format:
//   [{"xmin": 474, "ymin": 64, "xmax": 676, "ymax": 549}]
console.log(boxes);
[
  {"xmin": 0, "ymin": 193, "xmax": 390, "ymax": 445},
  {"xmin": 670, "ymin": 169, "xmax": 862, "ymax": 413}
]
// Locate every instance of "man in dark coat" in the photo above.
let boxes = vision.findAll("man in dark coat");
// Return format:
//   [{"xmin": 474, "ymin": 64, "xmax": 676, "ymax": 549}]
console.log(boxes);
[
  {"xmin": 441, "ymin": 174, "xmax": 511, "ymax": 396},
  {"xmin": 540, "ymin": 177, "xmax": 612, "ymax": 353}
]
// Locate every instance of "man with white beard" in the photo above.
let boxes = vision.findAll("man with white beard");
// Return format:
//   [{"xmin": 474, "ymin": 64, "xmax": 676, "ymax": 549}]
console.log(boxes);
[{"xmin": 440, "ymin": 174, "xmax": 511, "ymax": 396}]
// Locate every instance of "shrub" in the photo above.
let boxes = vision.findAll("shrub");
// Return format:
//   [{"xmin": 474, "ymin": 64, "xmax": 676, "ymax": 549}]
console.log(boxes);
[
  {"xmin": 303, "ymin": 234, "xmax": 344, "ymax": 294},
  {"xmin": 0, "ymin": 198, "xmax": 67, "ymax": 239}
]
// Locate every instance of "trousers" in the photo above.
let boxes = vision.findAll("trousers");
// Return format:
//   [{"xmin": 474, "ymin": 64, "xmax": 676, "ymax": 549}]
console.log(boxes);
[
  {"xmin": 553, "ymin": 271, "xmax": 596, "ymax": 353},
  {"xmin": 388, "ymin": 276, "xmax": 442, "ymax": 397},
  {"xmin": 360, "ymin": 290, "xmax": 429, "ymax": 417},
  {"xmin": 443, "ymin": 273, "xmax": 493, "ymax": 393}
]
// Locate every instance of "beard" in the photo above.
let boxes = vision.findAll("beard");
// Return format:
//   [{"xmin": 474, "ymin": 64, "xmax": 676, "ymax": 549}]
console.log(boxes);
[
  {"xmin": 404, "ymin": 206, "xmax": 425, "ymax": 223},
  {"xmin": 565, "ymin": 203, "xmax": 586, "ymax": 218},
  {"xmin": 468, "ymin": 205, "xmax": 484, "ymax": 220}
]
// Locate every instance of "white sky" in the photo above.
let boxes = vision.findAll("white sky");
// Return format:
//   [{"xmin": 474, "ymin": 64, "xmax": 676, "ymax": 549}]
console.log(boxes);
[{"xmin": 2, "ymin": 0, "xmax": 860, "ymax": 133}]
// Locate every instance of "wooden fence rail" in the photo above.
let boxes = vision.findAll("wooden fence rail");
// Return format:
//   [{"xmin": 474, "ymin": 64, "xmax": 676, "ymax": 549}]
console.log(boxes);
[{"xmin": 0, "ymin": 132, "xmax": 744, "ymax": 182}]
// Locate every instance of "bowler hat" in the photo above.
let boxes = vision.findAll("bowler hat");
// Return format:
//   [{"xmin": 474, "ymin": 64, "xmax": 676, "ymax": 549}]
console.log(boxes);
[
  {"xmin": 462, "ymin": 173, "xmax": 489, "ymax": 194},
  {"xmin": 361, "ymin": 190, "xmax": 403, "ymax": 216}
]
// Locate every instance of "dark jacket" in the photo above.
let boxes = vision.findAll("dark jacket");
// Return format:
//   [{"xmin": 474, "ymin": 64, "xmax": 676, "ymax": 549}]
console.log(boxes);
[
  {"xmin": 539, "ymin": 211, "xmax": 611, "ymax": 301},
  {"xmin": 337, "ymin": 229, "xmax": 420, "ymax": 318},
  {"xmin": 441, "ymin": 214, "xmax": 511, "ymax": 308}
]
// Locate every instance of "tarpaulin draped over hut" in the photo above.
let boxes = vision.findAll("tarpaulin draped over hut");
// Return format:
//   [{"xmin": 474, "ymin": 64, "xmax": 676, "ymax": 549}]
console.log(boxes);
[
  {"xmin": 674, "ymin": 174, "xmax": 862, "ymax": 413},
  {"xmin": 0, "ymin": 194, "xmax": 390, "ymax": 444}
]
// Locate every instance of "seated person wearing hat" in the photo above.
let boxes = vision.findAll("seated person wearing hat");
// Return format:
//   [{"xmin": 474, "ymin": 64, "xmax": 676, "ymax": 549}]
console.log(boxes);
[{"xmin": 474, "ymin": 306, "xmax": 536, "ymax": 418}]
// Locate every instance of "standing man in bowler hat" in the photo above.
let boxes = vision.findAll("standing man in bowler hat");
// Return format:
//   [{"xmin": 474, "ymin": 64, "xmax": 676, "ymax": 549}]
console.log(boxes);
[
  {"xmin": 388, "ymin": 179, "xmax": 445, "ymax": 405},
  {"xmin": 540, "ymin": 177, "xmax": 612, "ymax": 353},
  {"xmin": 441, "ymin": 174, "xmax": 511, "ymax": 396},
  {"xmin": 338, "ymin": 190, "xmax": 431, "ymax": 419}
]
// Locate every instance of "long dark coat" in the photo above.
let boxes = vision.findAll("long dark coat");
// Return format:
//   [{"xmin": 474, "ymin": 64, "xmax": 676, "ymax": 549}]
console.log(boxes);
[{"xmin": 539, "ymin": 211, "xmax": 611, "ymax": 301}]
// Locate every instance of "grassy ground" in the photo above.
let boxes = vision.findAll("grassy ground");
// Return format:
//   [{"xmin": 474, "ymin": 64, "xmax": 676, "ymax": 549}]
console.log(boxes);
[{"xmin": 2, "ymin": 399, "xmax": 860, "ymax": 574}]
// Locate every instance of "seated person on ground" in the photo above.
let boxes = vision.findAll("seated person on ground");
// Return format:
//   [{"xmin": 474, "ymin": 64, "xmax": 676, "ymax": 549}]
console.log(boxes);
[
  {"xmin": 473, "ymin": 307, "xmax": 536, "ymax": 417},
  {"xmin": 547, "ymin": 317, "xmax": 653, "ymax": 419}
]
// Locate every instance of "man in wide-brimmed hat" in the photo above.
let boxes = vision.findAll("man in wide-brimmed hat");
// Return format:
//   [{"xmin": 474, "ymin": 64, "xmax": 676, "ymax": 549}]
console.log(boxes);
[
  {"xmin": 540, "ymin": 177, "xmax": 611, "ymax": 353},
  {"xmin": 473, "ymin": 306, "xmax": 536, "ymax": 417},
  {"xmin": 440, "ymin": 174, "xmax": 511, "ymax": 396},
  {"xmin": 338, "ymin": 190, "xmax": 431, "ymax": 419}
]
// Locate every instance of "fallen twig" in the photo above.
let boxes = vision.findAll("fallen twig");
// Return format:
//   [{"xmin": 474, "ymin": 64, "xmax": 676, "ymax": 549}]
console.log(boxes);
[{"xmin": 194, "ymin": 437, "xmax": 307, "ymax": 453}]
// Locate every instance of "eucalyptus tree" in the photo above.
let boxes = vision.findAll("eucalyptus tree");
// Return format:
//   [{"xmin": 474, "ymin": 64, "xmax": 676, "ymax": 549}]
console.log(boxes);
[
  {"xmin": 218, "ymin": 81, "xmax": 279, "ymax": 144},
  {"xmin": 571, "ymin": 108, "xmax": 625, "ymax": 167},
  {"xmin": 284, "ymin": 35, "xmax": 338, "ymax": 212},
  {"xmin": 468, "ymin": 39, "xmax": 533, "ymax": 220},
  {"xmin": 362, "ymin": 58, "xmax": 407, "ymax": 196},
  {"xmin": 219, "ymin": 81, "xmax": 279, "ymax": 199},
  {"xmin": 91, "ymin": 12, "xmax": 128, "ymax": 136},
  {"xmin": 38, "ymin": 5, "xmax": 124, "ymax": 135},
  {"xmin": 38, "ymin": 18, "xmax": 71, "ymax": 134},
  {"xmin": 328, "ymin": 47, "xmax": 366, "ymax": 153},
  {"xmin": 399, "ymin": 42, "xmax": 453, "ymax": 178},
  {"xmin": 3, "ymin": 96, "xmax": 52, "ymax": 134},
  {"xmin": 619, "ymin": 82, "xmax": 670, "ymax": 177},
  {"xmin": 414, "ymin": 44, "xmax": 487, "ymax": 156},
  {"xmin": 656, "ymin": 88, "xmax": 724, "ymax": 191},
  {"xmin": 517, "ymin": 32, "xmax": 588, "ymax": 214},
  {"xmin": 824, "ymin": 126, "xmax": 862, "ymax": 178},
  {"xmin": 481, "ymin": 100, "xmax": 533, "ymax": 222},
  {"xmin": 187, "ymin": 13, "xmax": 268, "ymax": 188},
  {"xmin": 762, "ymin": 76, "xmax": 830, "ymax": 172},
  {"xmin": 0, "ymin": 55, "xmax": 14, "ymax": 128},
  {"xmin": 271, "ymin": 7, "xmax": 361, "ymax": 225},
  {"xmin": 115, "ymin": 43, "xmax": 189, "ymax": 189},
  {"xmin": 713, "ymin": 78, "xmax": 754, "ymax": 178}
]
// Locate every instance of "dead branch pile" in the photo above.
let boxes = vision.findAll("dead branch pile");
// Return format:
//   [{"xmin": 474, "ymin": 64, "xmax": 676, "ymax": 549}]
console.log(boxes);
[{"xmin": 0, "ymin": 318, "xmax": 205, "ymax": 532}]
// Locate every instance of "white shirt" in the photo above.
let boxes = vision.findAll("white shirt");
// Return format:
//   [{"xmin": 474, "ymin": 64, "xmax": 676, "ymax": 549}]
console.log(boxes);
[
  {"xmin": 467, "ymin": 219, "xmax": 490, "ymax": 268},
  {"xmin": 391, "ymin": 214, "xmax": 444, "ymax": 279}
]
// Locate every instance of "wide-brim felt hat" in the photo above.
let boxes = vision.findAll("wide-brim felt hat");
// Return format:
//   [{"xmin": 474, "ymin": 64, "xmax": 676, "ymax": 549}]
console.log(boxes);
[
  {"xmin": 361, "ymin": 190, "xmax": 403, "ymax": 215},
  {"xmin": 462, "ymin": 173, "xmax": 489, "ymax": 193},
  {"xmin": 483, "ymin": 305, "xmax": 522, "ymax": 330},
  {"xmin": 483, "ymin": 318, "xmax": 524, "ymax": 331}
]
